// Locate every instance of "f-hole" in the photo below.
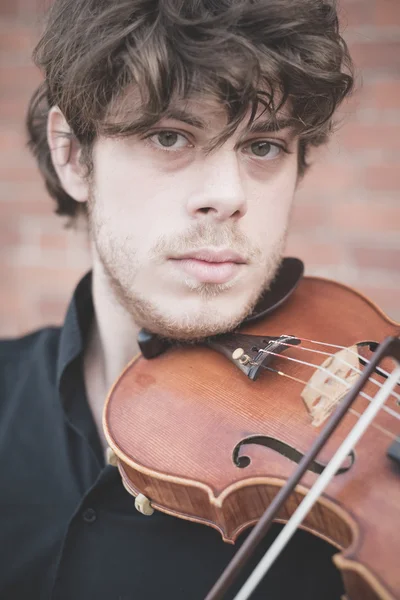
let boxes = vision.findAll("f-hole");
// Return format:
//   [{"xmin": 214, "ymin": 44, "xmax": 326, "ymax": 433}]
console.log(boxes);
[{"xmin": 232, "ymin": 435, "xmax": 355, "ymax": 476}]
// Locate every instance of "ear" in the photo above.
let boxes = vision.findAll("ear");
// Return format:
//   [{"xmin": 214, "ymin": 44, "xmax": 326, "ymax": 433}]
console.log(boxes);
[{"xmin": 47, "ymin": 106, "xmax": 89, "ymax": 203}]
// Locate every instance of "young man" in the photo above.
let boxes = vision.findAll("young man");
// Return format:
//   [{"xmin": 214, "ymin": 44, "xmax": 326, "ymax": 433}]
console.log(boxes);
[{"xmin": 1, "ymin": 0, "xmax": 354, "ymax": 598}]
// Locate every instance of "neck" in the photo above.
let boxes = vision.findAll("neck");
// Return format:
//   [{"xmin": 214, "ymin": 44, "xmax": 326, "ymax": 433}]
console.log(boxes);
[{"xmin": 83, "ymin": 251, "xmax": 141, "ymax": 452}]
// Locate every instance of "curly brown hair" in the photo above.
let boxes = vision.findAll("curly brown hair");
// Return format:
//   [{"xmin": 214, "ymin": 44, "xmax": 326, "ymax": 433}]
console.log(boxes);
[{"xmin": 27, "ymin": 0, "xmax": 354, "ymax": 220}]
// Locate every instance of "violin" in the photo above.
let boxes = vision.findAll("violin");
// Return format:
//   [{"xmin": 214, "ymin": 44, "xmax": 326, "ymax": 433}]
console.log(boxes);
[{"xmin": 103, "ymin": 258, "xmax": 400, "ymax": 600}]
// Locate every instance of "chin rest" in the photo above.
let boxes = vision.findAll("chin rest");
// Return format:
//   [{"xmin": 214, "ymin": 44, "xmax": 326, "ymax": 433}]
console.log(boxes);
[{"xmin": 138, "ymin": 257, "xmax": 304, "ymax": 359}]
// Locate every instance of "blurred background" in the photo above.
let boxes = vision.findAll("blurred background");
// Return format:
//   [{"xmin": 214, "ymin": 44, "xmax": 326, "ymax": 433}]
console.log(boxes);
[{"xmin": 0, "ymin": 0, "xmax": 399, "ymax": 337}]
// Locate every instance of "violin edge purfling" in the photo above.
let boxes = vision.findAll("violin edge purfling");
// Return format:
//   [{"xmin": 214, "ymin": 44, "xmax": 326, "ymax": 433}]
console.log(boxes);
[{"xmin": 104, "ymin": 272, "xmax": 400, "ymax": 600}]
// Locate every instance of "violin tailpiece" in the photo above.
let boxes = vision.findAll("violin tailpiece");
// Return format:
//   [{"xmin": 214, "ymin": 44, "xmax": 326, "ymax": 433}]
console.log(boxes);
[{"xmin": 206, "ymin": 333, "xmax": 301, "ymax": 380}]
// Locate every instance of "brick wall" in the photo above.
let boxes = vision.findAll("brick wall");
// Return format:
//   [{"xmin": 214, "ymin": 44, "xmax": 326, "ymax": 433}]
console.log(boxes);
[{"xmin": 0, "ymin": 0, "xmax": 399, "ymax": 337}]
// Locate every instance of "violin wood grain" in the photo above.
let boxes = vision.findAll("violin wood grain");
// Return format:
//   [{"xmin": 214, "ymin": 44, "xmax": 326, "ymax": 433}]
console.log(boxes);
[{"xmin": 104, "ymin": 276, "xmax": 400, "ymax": 600}]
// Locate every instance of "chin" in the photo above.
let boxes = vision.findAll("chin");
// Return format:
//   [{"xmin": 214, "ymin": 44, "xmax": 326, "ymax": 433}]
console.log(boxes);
[
  {"xmin": 141, "ymin": 318, "xmax": 240, "ymax": 342},
  {"xmin": 137, "ymin": 296, "xmax": 257, "ymax": 342}
]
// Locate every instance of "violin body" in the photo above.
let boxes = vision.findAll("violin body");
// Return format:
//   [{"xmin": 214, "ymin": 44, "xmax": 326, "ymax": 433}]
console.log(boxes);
[{"xmin": 104, "ymin": 276, "xmax": 400, "ymax": 600}]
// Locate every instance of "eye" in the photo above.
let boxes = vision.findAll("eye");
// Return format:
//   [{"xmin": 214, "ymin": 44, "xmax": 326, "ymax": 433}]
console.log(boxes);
[
  {"xmin": 147, "ymin": 130, "xmax": 190, "ymax": 151},
  {"xmin": 244, "ymin": 141, "xmax": 283, "ymax": 160}
]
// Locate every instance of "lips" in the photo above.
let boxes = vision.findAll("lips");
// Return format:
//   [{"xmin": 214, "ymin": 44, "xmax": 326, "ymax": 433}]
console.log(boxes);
[
  {"xmin": 173, "ymin": 249, "xmax": 246, "ymax": 264},
  {"xmin": 169, "ymin": 248, "xmax": 246, "ymax": 284}
]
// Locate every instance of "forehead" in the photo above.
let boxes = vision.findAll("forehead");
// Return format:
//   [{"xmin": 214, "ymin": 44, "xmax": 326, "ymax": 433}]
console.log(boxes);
[
  {"xmin": 109, "ymin": 85, "xmax": 295, "ymax": 135},
  {"xmin": 161, "ymin": 99, "xmax": 295, "ymax": 135}
]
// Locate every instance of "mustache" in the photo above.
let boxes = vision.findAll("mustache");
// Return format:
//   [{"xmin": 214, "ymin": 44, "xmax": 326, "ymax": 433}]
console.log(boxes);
[{"xmin": 151, "ymin": 222, "xmax": 263, "ymax": 263}]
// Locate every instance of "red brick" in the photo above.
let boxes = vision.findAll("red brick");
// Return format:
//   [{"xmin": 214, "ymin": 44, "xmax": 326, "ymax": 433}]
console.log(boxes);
[
  {"xmin": 0, "ymin": 0, "xmax": 20, "ymax": 18},
  {"xmin": 299, "ymin": 163, "xmax": 360, "ymax": 193},
  {"xmin": 373, "ymin": 0, "xmax": 400, "ymax": 26},
  {"xmin": 0, "ymin": 174, "xmax": 47, "ymax": 193},
  {"xmin": 0, "ymin": 64, "xmax": 42, "ymax": 94},
  {"xmin": 286, "ymin": 237, "xmax": 344, "ymax": 266},
  {"xmin": 0, "ymin": 217, "xmax": 21, "ymax": 246},
  {"xmin": 16, "ymin": 266, "xmax": 84, "ymax": 292},
  {"xmin": 0, "ymin": 0, "xmax": 400, "ymax": 337},
  {"xmin": 39, "ymin": 233, "xmax": 69, "ymax": 250},
  {"xmin": 0, "ymin": 133, "xmax": 30, "ymax": 165},
  {"xmin": 332, "ymin": 202, "xmax": 400, "ymax": 233},
  {"xmin": 0, "ymin": 155, "xmax": 36, "ymax": 174},
  {"xmin": 0, "ymin": 132, "xmax": 39, "ymax": 175},
  {"xmin": 364, "ymin": 165, "xmax": 400, "ymax": 191},
  {"xmin": 0, "ymin": 290, "xmax": 22, "ymax": 327},
  {"xmin": 349, "ymin": 42, "xmax": 400, "ymax": 70},
  {"xmin": 290, "ymin": 202, "xmax": 328, "ymax": 230},
  {"xmin": 0, "ymin": 100, "xmax": 31, "ymax": 123},
  {"xmin": 0, "ymin": 128, "xmax": 27, "ymax": 152},
  {"xmin": 0, "ymin": 197, "xmax": 53, "ymax": 217},
  {"xmin": 0, "ymin": 163, "xmax": 42, "ymax": 183},
  {"xmin": 0, "ymin": 0, "xmax": 47, "ymax": 19},
  {"xmin": 338, "ymin": 0, "xmax": 375, "ymax": 28},
  {"xmin": 336, "ymin": 90, "xmax": 363, "ymax": 117},
  {"xmin": 37, "ymin": 297, "xmax": 67, "ymax": 325},
  {"xmin": 337, "ymin": 124, "xmax": 400, "ymax": 153},
  {"xmin": 356, "ymin": 285, "xmax": 400, "ymax": 322},
  {"xmin": 364, "ymin": 79, "xmax": 400, "ymax": 110},
  {"xmin": 351, "ymin": 246, "xmax": 400, "ymax": 271},
  {"xmin": 0, "ymin": 22, "xmax": 37, "ymax": 56}
]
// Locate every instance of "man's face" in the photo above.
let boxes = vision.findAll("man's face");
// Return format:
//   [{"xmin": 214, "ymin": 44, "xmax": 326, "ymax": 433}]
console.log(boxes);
[{"xmin": 88, "ymin": 97, "xmax": 299, "ymax": 339}]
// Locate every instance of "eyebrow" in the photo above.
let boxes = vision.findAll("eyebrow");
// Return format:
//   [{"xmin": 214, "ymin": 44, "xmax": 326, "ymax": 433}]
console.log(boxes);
[
  {"xmin": 161, "ymin": 108, "xmax": 206, "ymax": 129},
  {"xmin": 160, "ymin": 108, "xmax": 295, "ymax": 134},
  {"xmin": 247, "ymin": 118, "xmax": 295, "ymax": 134}
]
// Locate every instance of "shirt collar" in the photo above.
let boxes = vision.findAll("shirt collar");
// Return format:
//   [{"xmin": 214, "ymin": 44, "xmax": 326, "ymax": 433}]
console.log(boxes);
[
  {"xmin": 56, "ymin": 271, "xmax": 94, "ymax": 389},
  {"xmin": 55, "ymin": 257, "xmax": 304, "ymax": 387}
]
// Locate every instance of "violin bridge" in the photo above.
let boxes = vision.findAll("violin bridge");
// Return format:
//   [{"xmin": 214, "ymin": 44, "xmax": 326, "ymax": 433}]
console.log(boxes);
[{"xmin": 301, "ymin": 346, "xmax": 360, "ymax": 427}]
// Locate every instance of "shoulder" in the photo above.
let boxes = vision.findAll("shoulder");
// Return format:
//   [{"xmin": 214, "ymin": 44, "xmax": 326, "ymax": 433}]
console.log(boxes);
[
  {"xmin": 0, "ymin": 327, "xmax": 60, "ymax": 359},
  {"xmin": 0, "ymin": 327, "xmax": 61, "ymax": 390}
]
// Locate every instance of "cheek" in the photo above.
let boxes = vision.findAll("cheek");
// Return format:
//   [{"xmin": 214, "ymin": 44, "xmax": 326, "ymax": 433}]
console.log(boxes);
[
  {"xmin": 249, "ymin": 161, "xmax": 297, "ymax": 243},
  {"xmin": 93, "ymin": 146, "xmax": 182, "ymax": 243}
]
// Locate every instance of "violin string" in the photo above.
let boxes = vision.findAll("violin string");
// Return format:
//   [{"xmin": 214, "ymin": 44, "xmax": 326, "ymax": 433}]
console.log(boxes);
[
  {"xmin": 259, "ymin": 364, "xmax": 395, "ymax": 439},
  {"xmin": 284, "ymin": 334, "xmax": 397, "ymax": 382},
  {"xmin": 265, "ymin": 339, "xmax": 400, "ymax": 404},
  {"xmin": 257, "ymin": 349, "xmax": 400, "ymax": 421},
  {"xmin": 253, "ymin": 349, "xmax": 400, "ymax": 422},
  {"xmin": 232, "ymin": 364, "xmax": 400, "ymax": 600}
]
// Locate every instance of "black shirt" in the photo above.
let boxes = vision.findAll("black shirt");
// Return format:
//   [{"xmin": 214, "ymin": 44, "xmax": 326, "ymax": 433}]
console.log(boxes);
[{"xmin": 0, "ymin": 273, "xmax": 344, "ymax": 600}]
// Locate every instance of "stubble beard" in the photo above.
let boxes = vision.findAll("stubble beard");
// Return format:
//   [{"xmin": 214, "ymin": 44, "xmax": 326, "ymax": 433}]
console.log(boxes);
[{"xmin": 88, "ymin": 195, "xmax": 286, "ymax": 341}]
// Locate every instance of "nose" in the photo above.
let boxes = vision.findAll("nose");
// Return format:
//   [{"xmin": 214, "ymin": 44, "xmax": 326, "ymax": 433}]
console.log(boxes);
[{"xmin": 186, "ymin": 151, "xmax": 248, "ymax": 222}]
